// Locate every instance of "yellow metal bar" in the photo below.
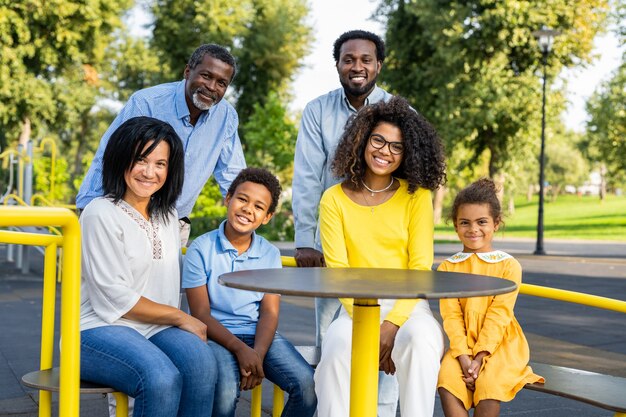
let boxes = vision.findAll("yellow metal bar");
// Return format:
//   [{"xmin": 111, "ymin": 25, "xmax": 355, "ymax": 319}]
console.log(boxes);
[
  {"xmin": 39, "ymin": 243, "xmax": 58, "ymax": 416},
  {"xmin": 614, "ymin": 413, "xmax": 626, "ymax": 417},
  {"xmin": 520, "ymin": 283, "xmax": 626, "ymax": 314},
  {"xmin": 350, "ymin": 298, "xmax": 380, "ymax": 417},
  {"xmin": 280, "ymin": 256, "xmax": 297, "ymax": 267},
  {"xmin": 0, "ymin": 230, "xmax": 63, "ymax": 246},
  {"xmin": 113, "ymin": 392, "xmax": 129, "ymax": 417},
  {"xmin": 251, "ymin": 385, "xmax": 262, "ymax": 417},
  {"xmin": 272, "ymin": 384, "xmax": 285, "ymax": 417},
  {"xmin": 31, "ymin": 194, "xmax": 77, "ymax": 210},
  {"xmin": 3, "ymin": 193, "xmax": 28, "ymax": 206},
  {"xmin": 0, "ymin": 207, "xmax": 81, "ymax": 417}
]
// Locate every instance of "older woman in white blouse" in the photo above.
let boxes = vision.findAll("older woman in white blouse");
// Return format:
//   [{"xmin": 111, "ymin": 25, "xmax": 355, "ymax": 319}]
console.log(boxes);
[{"xmin": 79, "ymin": 116, "xmax": 216, "ymax": 417}]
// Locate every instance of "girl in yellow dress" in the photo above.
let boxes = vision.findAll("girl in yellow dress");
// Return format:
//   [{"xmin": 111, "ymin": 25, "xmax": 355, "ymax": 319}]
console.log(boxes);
[{"xmin": 437, "ymin": 178, "xmax": 543, "ymax": 417}]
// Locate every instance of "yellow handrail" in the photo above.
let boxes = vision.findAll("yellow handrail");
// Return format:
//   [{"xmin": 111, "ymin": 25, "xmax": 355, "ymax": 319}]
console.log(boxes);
[
  {"xmin": 31, "ymin": 194, "xmax": 77, "ymax": 210},
  {"xmin": 519, "ymin": 283, "xmax": 626, "ymax": 314},
  {"xmin": 0, "ymin": 206, "xmax": 81, "ymax": 417}
]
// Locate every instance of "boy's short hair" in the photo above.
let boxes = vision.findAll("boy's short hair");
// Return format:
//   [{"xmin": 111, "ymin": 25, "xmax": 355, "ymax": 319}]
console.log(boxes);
[{"xmin": 227, "ymin": 168, "xmax": 282, "ymax": 214}]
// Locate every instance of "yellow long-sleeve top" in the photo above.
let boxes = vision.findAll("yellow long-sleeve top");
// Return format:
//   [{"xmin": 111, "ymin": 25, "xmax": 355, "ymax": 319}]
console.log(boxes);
[
  {"xmin": 437, "ymin": 251, "xmax": 543, "ymax": 408},
  {"xmin": 319, "ymin": 179, "xmax": 434, "ymax": 327}
]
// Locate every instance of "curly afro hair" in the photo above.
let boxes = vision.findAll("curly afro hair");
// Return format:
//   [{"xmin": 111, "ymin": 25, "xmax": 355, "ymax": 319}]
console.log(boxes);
[
  {"xmin": 331, "ymin": 96, "xmax": 446, "ymax": 193},
  {"xmin": 226, "ymin": 167, "xmax": 282, "ymax": 214}
]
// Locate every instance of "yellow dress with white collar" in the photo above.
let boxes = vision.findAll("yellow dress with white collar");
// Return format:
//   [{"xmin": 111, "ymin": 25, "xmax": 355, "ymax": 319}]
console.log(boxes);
[{"xmin": 436, "ymin": 251, "xmax": 543, "ymax": 409}]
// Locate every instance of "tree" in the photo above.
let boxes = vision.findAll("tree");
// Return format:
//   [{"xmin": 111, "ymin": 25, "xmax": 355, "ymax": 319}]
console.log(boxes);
[
  {"xmin": 234, "ymin": 0, "xmax": 311, "ymax": 132},
  {"xmin": 544, "ymin": 129, "xmax": 588, "ymax": 201},
  {"xmin": 0, "ymin": 0, "xmax": 132, "ymax": 142},
  {"xmin": 378, "ymin": 0, "xmax": 609, "ymax": 187},
  {"xmin": 151, "ymin": 0, "xmax": 311, "ymax": 144},
  {"xmin": 584, "ymin": 62, "xmax": 626, "ymax": 193},
  {"xmin": 241, "ymin": 92, "xmax": 297, "ymax": 182}
]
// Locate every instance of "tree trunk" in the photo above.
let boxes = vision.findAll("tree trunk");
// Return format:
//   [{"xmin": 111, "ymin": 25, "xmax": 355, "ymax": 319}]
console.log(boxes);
[
  {"xmin": 527, "ymin": 184, "xmax": 534, "ymax": 202},
  {"xmin": 69, "ymin": 116, "xmax": 90, "ymax": 204},
  {"xmin": 599, "ymin": 163, "xmax": 607, "ymax": 201},
  {"xmin": 551, "ymin": 184, "xmax": 561, "ymax": 202},
  {"xmin": 18, "ymin": 117, "xmax": 31, "ymax": 146},
  {"xmin": 508, "ymin": 190, "xmax": 515, "ymax": 215},
  {"xmin": 433, "ymin": 186, "xmax": 446, "ymax": 225},
  {"xmin": 492, "ymin": 171, "xmax": 505, "ymax": 204}
]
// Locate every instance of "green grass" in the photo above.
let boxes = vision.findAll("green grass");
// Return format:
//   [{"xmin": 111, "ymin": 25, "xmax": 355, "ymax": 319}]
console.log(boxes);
[{"xmin": 435, "ymin": 194, "xmax": 626, "ymax": 241}]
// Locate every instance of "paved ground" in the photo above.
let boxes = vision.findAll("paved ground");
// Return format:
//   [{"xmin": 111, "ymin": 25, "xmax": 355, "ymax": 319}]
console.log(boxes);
[{"xmin": 1, "ymin": 238, "xmax": 625, "ymax": 416}]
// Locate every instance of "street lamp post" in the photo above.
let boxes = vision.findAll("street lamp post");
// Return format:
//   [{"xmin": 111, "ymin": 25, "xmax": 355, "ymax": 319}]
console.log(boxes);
[{"xmin": 532, "ymin": 26, "xmax": 559, "ymax": 256}]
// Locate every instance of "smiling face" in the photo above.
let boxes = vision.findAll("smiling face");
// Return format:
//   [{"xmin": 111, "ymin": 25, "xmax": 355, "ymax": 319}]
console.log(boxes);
[
  {"xmin": 224, "ymin": 181, "xmax": 274, "ymax": 242},
  {"xmin": 184, "ymin": 54, "xmax": 234, "ymax": 113},
  {"xmin": 454, "ymin": 203, "xmax": 500, "ymax": 253},
  {"xmin": 336, "ymin": 38, "xmax": 382, "ymax": 100},
  {"xmin": 123, "ymin": 140, "xmax": 169, "ymax": 211},
  {"xmin": 364, "ymin": 122, "xmax": 403, "ymax": 180}
]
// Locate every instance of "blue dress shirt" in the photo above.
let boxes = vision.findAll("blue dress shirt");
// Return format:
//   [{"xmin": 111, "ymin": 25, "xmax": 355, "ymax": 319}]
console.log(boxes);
[
  {"xmin": 76, "ymin": 80, "xmax": 246, "ymax": 218},
  {"xmin": 182, "ymin": 221, "xmax": 282, "ymax": 335},
  {"xmin": 292, "ymin": 85, "xmax": 393, "ymax": 249}
]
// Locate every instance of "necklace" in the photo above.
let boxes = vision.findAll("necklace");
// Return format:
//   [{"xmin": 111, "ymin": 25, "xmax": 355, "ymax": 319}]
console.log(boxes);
[{"xmin": 361, "ymin": 177, "xmax": 394, "ymax": 197}]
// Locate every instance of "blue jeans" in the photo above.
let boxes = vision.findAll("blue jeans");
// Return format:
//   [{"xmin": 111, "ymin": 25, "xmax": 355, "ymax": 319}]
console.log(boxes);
[
  {"xmin": 315, "ymin": 298, "xmax": 399, "ymax": 417},
  {"xmin": 208, "ymin": 333, "xmax": 316, "ymax": 417},
  {"xmin": 81, "ymin": 326, "xmax": 217, "ymax": 417}
]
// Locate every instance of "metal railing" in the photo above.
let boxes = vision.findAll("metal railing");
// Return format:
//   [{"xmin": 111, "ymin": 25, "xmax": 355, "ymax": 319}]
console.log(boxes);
[{"xmin": 0, "ymin": 206, "xmax": 81, "ymax": 417}]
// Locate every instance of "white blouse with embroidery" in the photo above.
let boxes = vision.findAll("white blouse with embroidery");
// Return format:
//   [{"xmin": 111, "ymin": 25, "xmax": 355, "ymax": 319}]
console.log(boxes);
[{"xmin": 79, "ymin": 197, "xmax": 181, "ymax": 338}]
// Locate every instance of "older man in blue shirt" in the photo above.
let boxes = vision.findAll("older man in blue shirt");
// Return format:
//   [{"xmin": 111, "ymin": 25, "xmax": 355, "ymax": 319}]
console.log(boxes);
[
  {"xmin": 292, "ymin": 30, "xmax": 397, "ymax": 417},
  {"xmin": 77, "ymin": 44, "xmax": 245, "ymax": 245}
]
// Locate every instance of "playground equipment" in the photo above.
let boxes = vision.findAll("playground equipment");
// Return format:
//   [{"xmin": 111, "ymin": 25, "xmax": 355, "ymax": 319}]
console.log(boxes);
[
  {"xmin": 0, "ymin": 206, "xmax": 81, "ymax": 417},
  {"xmin": 1, "ymin": 137, "xmax": 74, "ymax": 274}
]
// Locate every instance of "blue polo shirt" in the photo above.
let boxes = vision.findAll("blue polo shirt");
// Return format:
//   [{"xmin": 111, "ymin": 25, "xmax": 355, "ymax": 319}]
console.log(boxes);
[{"xmin": 182, "ymin": 221, "xmax": 282, "ymax": 335}]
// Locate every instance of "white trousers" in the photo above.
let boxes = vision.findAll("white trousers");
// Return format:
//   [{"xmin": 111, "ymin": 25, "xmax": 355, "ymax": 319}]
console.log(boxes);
[{"xmin": 314, "ymin": 300, "xmax": 444, "ymax": 417}]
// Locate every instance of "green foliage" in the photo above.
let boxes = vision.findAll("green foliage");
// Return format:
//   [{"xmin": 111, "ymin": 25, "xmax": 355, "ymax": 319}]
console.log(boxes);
[
  {"xmin": 544, "ymin": 130, "xmax": 588, "ymax": 200},
  {"xmin": 584, "ymin": 61, "xmax": 626, "ymax": 184},
  {"xmin": 151, "ymin": 0, "xmax": 253, "ymax": 81},
  {"xmin": 233, "ymin": 0, "xmax": 311, "ymax": 129},
  {"xmin": 33, "ymin": 153, "xmax": 71, "ymax": 202},
  {"xmin": 151, "ymin": 0, "xmax": 311, "ymax": 142},
  {"xmin": 436, "ymin": 194, "xmax": 626, "ymax": 240},
  {"xmin": 379, "ymin": 0, "xmax": 609, "ymax": 184},
  {"xmin": 241, "ymin": 91, "xmax": 297, "ymax": 183},
  {"xmin": 0, "ymin": 0, "xmax": 132, "ymax": 137}
]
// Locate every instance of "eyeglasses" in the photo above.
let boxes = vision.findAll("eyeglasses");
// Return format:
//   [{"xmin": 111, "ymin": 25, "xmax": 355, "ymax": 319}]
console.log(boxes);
[{"xmin": 369, "ymin": 134, "xmax": 404, "ymax": 155}]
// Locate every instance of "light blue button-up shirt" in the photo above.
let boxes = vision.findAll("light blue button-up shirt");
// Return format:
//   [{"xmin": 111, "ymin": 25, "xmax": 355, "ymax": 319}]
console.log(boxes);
[
  {"xmin": 76, "ymin": 80, "xmax": 246, "ymax": 218},
  {"xmin": 292, "ymin": 85, "xmax": 393, "ymax": 249},
  {"xmin": 182, "ymin": 221, "xmax": 282, "ymax": 335}
]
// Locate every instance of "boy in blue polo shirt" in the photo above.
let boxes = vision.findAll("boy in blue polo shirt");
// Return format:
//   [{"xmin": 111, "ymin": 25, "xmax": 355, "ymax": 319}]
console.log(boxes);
[{"xmin": 182, "ymin": 167, "xmax": 316, "ymax": 417}]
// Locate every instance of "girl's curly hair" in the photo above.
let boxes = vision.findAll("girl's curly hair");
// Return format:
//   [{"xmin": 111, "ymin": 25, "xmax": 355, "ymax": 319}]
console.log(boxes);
[
  {"xmin": 331, "ymin": 96, "xmax": 446, "ymax": 193},
  {"xmin": 449, "ymin": 178, "xmax": 503, "ymax": 227}
]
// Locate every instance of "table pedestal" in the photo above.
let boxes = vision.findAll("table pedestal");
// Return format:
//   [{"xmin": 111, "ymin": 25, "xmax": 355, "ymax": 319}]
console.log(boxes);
[{"xmin": 350, "ymin": 299, "xmax": 380, "ymax": 417}]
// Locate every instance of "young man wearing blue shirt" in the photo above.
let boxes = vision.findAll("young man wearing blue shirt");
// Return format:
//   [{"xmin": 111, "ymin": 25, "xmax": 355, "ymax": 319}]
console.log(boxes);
[
  {"xmin": 183, "ymin": 168, "xmax": 316, "ymax": 417},
  {"xmin": 77, "ymin": 44, "xmax": 246, "ymax": 245},
  {"xmin": 291, "ymin": 30, "xmax": 397, "ymax": 416}
]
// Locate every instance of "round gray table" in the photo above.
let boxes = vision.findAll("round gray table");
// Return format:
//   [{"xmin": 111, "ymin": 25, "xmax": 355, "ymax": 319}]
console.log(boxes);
[{"xmin": 219, "ymin": 267, "xmax": 517, "ymax": 417}]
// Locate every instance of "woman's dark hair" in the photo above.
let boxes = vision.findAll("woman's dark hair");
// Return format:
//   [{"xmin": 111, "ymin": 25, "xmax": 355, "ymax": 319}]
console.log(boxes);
[
  {"xmin": 102, "ymin": 116, "xmax": 184, "ymax": 223},
  {"xmin": 227, "ymin": 167, "xmax": 282, "ymax": 214},
  {"xmin": 449, "ymin": 178, "xmax": 503, "ymax": 226},
  {"xmin": 331, "ymin": 96, "xmax": 446, "ymax": 193}
]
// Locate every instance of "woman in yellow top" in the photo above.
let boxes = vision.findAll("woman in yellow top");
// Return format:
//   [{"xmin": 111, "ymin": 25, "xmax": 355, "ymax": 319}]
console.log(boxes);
[
  {"xmin": 437, "ymin": 178, "xmax": 543, "ymax": 417},
  {"xmin": 314, "ymin": 96, "xmax": 447, "ymax": 417}
]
